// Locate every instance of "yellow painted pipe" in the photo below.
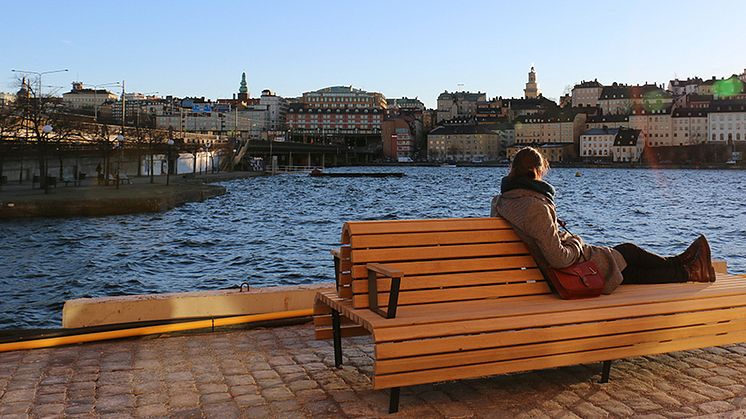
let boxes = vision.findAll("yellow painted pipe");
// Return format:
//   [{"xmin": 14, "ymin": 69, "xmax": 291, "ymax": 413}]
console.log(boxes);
[{"xmin": 0, "ymin": 308, "xmax": 314, "ymax": 353}]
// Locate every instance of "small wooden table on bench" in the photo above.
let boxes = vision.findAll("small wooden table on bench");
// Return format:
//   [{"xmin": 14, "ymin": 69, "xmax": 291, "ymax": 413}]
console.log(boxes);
[{"xmin": 313, "ymin": 217, "xmax": 743, "ymax": 413}]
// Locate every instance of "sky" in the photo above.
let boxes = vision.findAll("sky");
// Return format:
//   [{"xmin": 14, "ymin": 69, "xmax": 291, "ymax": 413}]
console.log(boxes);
[{"xmin": 2, "ymin": 0, "xmax": 744, "ymax": 108}]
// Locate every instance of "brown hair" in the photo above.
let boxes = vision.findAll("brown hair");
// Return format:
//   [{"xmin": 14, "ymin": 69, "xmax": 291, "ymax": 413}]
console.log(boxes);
[{"xmin": 509, "ymin": 147, "xmax": 549, "ymax": 180}]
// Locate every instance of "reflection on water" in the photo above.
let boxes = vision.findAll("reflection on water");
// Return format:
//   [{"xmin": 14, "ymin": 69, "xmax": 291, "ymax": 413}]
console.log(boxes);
[{"xmin": 1, "ymin": 167, "xmax": 744, "ymax": 329}]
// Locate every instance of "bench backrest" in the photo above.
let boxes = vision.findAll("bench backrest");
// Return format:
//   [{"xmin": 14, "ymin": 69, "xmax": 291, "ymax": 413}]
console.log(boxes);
[{"xmin": 337, "ymin": 217, "xmax": 551, "ymax": 309}]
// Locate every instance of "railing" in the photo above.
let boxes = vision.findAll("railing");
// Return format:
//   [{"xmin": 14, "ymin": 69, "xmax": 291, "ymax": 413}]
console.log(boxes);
[{"xmin": 278, "ymin": 165, "xmax": 324, "ymax": 173}]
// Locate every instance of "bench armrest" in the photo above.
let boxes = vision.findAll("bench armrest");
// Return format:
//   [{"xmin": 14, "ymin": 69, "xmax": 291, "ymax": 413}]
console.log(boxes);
[
  {"xmin": 331, "ymin": 249, "xmax": 341, "ymax": 292},
  {"xmin": 367, "ymin": 263, "xmax": 402, "ymax": 319}
]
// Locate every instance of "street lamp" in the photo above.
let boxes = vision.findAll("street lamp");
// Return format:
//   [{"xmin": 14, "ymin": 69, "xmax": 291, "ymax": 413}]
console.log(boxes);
[
  {"xmin": 88, "ymin": 82, "xmax": 120, "ymax": 122},
  {"xmin": 41, "ymin": 125, "xmax": 53, "ymax": 194},
  {"xmin": 115, "ymin": 133, "xmax": 125, "ymax": 189},
  {"xmin": 11, "ymin": 68, "xmax": 68, "ymax": 99},
  {"xmin": 166, "ymin": 138, "xmax": 174, "ymax": 185}
]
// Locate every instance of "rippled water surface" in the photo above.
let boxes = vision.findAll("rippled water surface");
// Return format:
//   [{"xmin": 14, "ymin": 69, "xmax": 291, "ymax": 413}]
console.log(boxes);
[{"xmin": 2, "ymin": 167, "xmax": 745, "ymax": 329}]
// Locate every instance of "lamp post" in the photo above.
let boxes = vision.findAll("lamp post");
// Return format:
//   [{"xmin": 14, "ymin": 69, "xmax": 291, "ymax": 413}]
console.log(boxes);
[
  {"xmin": 166, "ymin": 138, "xmax": 174, "ymax": 185},
  {"xmin": 115, "ymin": 133, "xmax": 125, "ymax": 189},
  {"xmin": 88, "ymin": 82, "xmax": 120, "ymax": 122},
  {"xmin": 11, "ymin": 68, "xmax": 68, "ymax": 99},
  {"xmin": 42, "ymin": 124, "xmax": 53, "ymax": 194}
]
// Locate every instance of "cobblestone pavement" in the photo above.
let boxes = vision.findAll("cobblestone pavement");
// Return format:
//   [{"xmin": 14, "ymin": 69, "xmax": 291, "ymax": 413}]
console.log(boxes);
[{"xmin": 3, "ymin": 322, "xmax": 746, "ymax": 418}]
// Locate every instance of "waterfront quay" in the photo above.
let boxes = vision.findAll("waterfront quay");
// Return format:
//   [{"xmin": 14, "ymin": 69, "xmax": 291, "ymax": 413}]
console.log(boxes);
[
  {"xmin": 0, "ymin": 172, "xmax": 260, "ymax": 219},
  {"xmin": 4, "ymin": 322, "xmax": 746, "ymax": 417}
]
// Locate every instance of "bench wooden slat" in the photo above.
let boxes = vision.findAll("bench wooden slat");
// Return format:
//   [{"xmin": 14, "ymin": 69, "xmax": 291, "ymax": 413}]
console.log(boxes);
[
  {"xmin": 351, "ymin": 242, "xmax": 530, "ymax": 264},
  {"xmin": 354, "ymin": 275, "xmax": 743, "ymax": 331},
  {"xmin": 375, "ymin": 321, "xmax": 746, "ymax": 375},
  {"xmin": 351, "ymin": 269, "xmax": 546, "ymax": 293},
  {"xmin": 351, "ymin": 229, "xmax": 522, "ymax": 249},
  {"xmin": 373, "ymin": 328, "xmax": 746, "ymax": 389},
  {"xmin": 375, "ymin": 316, "xmax": 746, "ymax": 375},
  {"xmin": 352, "ymin": 282, "xmax": 551, "ymax": 308},
  {"xmin": 342, "ymin": 218, "xmax": 512, "ymax": 240},
  {"xmin": 351, "ymin": 255, "xmax": 537, "ymax": 279},
  {"xmin": 376, "ymin": 304, "xmax": 746, "ymax": 360}
]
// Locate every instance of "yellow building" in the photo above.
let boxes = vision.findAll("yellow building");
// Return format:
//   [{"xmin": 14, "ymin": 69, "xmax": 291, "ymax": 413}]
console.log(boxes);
[
  {"xmin": 513, "ymin": 111, "xmax": 588, "ymax": 161},
  {"xmin": 628, "ymin": 106, "xmax": 672, "ymax": 147},
  {"xmin": 427, "ymin": 123, "xmax": 500, "ymax": 162},
  {"xmin": 672, "ymin": 108, "xmax": 708, "ymax": 146}
]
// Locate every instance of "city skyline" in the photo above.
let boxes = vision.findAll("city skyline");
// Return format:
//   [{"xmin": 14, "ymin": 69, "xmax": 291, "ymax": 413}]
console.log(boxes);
[{"xmin": 2, "ymin": 0, "xmax": 745, "ymax": 107}]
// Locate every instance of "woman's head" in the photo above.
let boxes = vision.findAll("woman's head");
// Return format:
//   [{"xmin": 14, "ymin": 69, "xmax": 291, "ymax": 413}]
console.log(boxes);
[{"xmin": 509, "ymin": 147, "xmax": 549, "ymax": 180}]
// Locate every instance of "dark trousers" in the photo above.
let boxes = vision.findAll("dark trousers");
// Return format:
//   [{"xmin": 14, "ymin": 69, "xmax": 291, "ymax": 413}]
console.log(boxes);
[{"xmin": 613, "ymin": 243, "xmax": 687, "ymax": 284}]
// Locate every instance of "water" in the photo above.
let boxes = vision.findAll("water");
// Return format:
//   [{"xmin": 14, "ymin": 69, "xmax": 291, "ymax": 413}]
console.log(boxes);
[{"xmin": 1, "ymin": 167, "xmax": 745, "ymax": 330}]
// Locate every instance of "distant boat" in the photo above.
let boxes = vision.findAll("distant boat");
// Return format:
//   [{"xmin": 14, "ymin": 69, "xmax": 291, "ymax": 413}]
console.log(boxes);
[
  {"xmin": 441, "ymin": 160, "xmax": 457, "ymax": 168},
  {"xmin": 309, "ymin": 169, "xmax": 404, "ymax": 178}
]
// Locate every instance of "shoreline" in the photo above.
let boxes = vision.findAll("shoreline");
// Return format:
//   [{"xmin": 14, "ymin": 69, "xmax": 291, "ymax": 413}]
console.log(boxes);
[
  {"xmin": 353, "ymin": 162, "xmax": 746, "ymax": 170},
  {"xmin": 0, "ymin": 171, "xmax": 265, "ymax": 219}
]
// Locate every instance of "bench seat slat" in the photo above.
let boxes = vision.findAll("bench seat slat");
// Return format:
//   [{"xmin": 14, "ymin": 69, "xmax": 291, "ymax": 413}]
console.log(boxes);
[
  {"xmin": 350, "ymin": 275, "xmax": 745, "ymax": 330},
  {"xmin": 353, "ymin": 282, "xmax": 551, "ymax": 308},
  {"xmin": 373, "ymin": 329, "xmax": 746, "ymax": 389},
  {"xmin": 351, "ymin": 269, "xmax": 546, "ymax": 293},
  {"xmin": 376, "ymin": 304, "xmax": 746, "ymax": 360},
  {"xmin": 351, "ymin": 255, "xmax": 537, "ymax": 279},
  {"xmin": 351, "ymin": 229, "xmax": 521, "ymax": 249},
  {"xmin": 374, "ymin": 289, "xmax": 746, "ymax": 342},
  {"xmin": 351, "ymin": 242, "xmax": 530, "ymax": 264}
]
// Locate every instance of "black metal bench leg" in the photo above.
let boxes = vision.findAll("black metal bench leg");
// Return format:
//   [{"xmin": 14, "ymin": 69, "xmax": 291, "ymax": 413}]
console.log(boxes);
[
  {"xmin": 331, "ymin": 309, "xmax": 343, "ymax": 368},
  {"xmin": 389, "ymin": 387, "xmax": 400, "ymax": 413},
  {"xmin": 600, "ymin": 360, "xmax": 612, "ymax": 383}
]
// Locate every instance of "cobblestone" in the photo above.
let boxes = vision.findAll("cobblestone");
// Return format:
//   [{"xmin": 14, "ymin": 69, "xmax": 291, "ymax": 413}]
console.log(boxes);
[{"xmin": 5, "ymin": 322, "xmax": 746, "ymax": 417}]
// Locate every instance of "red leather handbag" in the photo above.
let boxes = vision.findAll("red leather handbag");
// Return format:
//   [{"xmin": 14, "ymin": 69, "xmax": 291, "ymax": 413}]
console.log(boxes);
[
  {"xmin": 546, "ymin": 224, "xmax": 605, "ymax": 299},
  {"xmin": 548, "ymin": 259, "xmax": 604, "ymax": 299}
]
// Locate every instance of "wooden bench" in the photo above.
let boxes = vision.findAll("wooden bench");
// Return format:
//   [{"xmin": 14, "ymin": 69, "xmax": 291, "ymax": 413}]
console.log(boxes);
[{"xmin": 313, "ymin": 217, "xmax": 745, "ymax": 413}]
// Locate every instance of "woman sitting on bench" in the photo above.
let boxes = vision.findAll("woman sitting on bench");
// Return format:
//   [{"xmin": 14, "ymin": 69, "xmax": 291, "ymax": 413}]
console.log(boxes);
[{"xmin": 491, "ymin": 146, "xmax": 716, "ymax": 295}]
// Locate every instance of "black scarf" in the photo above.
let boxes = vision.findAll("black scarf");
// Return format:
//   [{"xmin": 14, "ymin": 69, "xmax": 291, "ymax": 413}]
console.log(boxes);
[{"xmin": 500, "ymin": 176, "xmax": 556, "ymax": 202}]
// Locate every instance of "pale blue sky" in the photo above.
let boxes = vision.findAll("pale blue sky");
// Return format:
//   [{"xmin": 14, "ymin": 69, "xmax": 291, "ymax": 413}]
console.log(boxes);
[{"xmin": 2, "ymin": 0, "xmax": 744, "ymax": 108}]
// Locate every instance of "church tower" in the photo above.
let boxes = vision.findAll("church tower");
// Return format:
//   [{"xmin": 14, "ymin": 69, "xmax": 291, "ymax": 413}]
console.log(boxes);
[
  {"xmin": 238, "ymin": 72, "xmax": 249, "ymax": 101},
  {"xmin": 524, "ymin": 66, "xmax": 540, "ymax": 99}
]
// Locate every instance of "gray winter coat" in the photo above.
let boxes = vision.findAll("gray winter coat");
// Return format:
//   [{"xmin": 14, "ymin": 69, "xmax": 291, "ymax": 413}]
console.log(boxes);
[{"xmin": 491, "ymin": 189, "xmax": 626, "ymax": 294}]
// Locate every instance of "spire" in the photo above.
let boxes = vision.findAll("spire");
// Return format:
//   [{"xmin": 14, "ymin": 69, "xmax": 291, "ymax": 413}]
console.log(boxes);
[
  {"xmin": 239, "ymin": 72, "xmax": 248, "ymax": 94},
  {"xmin": 238, "ymin": 72, "xmax": 249, "ymax": 101},
  {"xmin": 524, "ymin": 65, "xmax": 540, "ymax": 99}
]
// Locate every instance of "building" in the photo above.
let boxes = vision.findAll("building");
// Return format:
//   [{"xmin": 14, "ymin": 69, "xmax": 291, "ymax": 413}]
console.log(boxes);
[
  {"xmin": 571, "ymin": 79, "xmax": 603, "ymax": 108},
  {"xmin": 707, "ymin": 102, "xmax": 746, "ymax": 145},
  {"xmin": 427, "ymin": 121, "xmax": 500, "ymax": 162},
  {"xmin": 259, "ymin": 89, "xmax": 288, "ymax": 131},
  {"xmin": 386, "ymin": 97, "xmax": 425, "ymax": 115},
  {"xmin": 301, "ymin": 85, "xmax": 386, "ymax": 110},
  {"xmin": 580, "ymin": 127, "xmax": 618, "ymax": 160},
  {"xmin": 285, "ymin": 104, "xmax": 383, "ymax": 139},
  {"xmin": 611, "ymin": 128, "xmax": 643, "ymax": 162},
  {"xmin": 436, "ymin": 91, "xmax": 486, "ymax": 122},
  {"xmin": 491, "ymin": 96, "xmax": 559, "ymax": 121},
  {"xmin": 514, "ymin": 111, "xmax": 587, "ymax": 148},
  {"xmin": 598, "ymin": 83, "xmax": 672, "ymax": 115},
  {"xmin": 586, "ymin": 114, "xmax": 630, "ymax": 130},
  {"xmin": 696, "ymin": 75, "xmax": 745, "ymax": 98},
  {"xmin": 155, "ymin": 99, "xmax": 267, "ymax": 138},
  {"xmin": 668, "ymin": 77, "xmax": 702, "ymax": 97},
  {"xmin": 524, "ymin": 66, "xmax": 540, "ymax": 99},
  {"xmin": 0, "ymin": 92, "xmax": 15, "ymax": 106},
  {"xmin": 672, "ymin": 107, "xmax": 708, "ymax": 146},
  {"xmin": 62, "ymin": 82, "xmax": 118, "ymax": 111},
  {"xmin": 382, "ymin": 117, "xmax": 417, "ymax": 160},
  {"xmin": 628, "ymin": 105, "xmax": 672, "ymax": 147}
]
